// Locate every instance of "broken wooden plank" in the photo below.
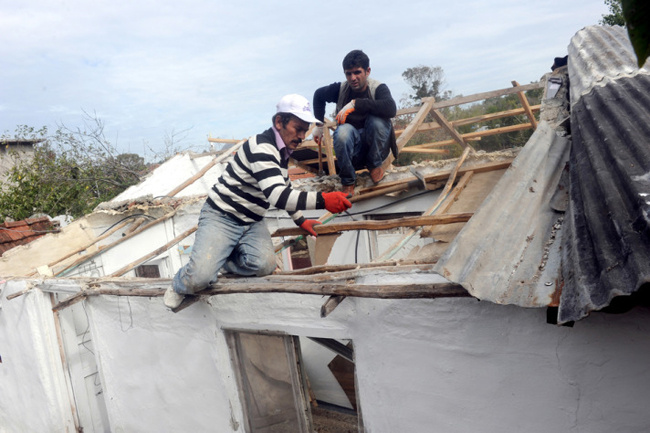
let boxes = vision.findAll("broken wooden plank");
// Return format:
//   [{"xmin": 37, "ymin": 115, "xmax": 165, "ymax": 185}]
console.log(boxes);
[{"xmin": 271, "ymin": 213, "xmax": 472, "ymax": 237}]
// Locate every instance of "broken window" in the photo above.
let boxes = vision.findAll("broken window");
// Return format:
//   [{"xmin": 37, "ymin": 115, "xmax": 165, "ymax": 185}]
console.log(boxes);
[
  {"xmin": 227, "ymin": 331, "xmax": 312, "ymax": 432},
  {"xmin": 134, "ymin": 264, "xmax": 160, "ymax": 278},
  {"xmin": 227, "ymin": 331, "xmax": 361, "ymax": 432}
]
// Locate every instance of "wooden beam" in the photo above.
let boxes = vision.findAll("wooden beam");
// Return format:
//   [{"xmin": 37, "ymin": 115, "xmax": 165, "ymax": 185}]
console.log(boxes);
[
  {"xmin": 401, "ymin": 123, "xmax": 534, "ymax": 151},
  {"xmin": 428, "ymin": 82, "xmax": 543, "ymax": 109},
  {"xmin": 55, "ymin": 210, "xmax": 181, "ymax": 277},
  {"xmin": 429, "ymin": 108, "xmax": 473, "ymax": 151},
  {"xmin": 398, "ymin": 148, "xmax": 451, "ymax": 154},
  {"xmin": 322, "ymin": 120, "xmax": 337, "ymax": 175},
  {"xmin": 207, "ymin": 137, "xmax": 243, "ymax": 144},
  {"xmin": 395, "ymin": 105, "xmax": 540, "ymax": 137},
  {"xmin": 360, "ymin": 159, "xmax": 513, "ymax": 195},
  {"xmin": 322, "ymin": 147, "xmax": 474, "ymax": 317},
  {"xmin": 512, "ymin": 80, "xmax": 538, "ymax": 129},
  {"xmin": 108, "ymin": 226, "xmax": 198, "ymax": 277},
  {"xmin": 271, "ymin": 213, "xmax": 473, "ymax": 237},
  {"xmin": 382, "ymin": 99, "xmax": 435, "ymax": 170}
]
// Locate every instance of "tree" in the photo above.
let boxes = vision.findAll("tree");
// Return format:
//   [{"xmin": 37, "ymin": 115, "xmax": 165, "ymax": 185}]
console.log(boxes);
[
  {"xmin": 402, "ymin": 65, "xmax": 451, "ymax": 104},
  {"xmin": 600, "ymin": 0, "xmax": 625, "ymax": 26},
  {"xmin": 0, "ymin": 118, "xmax": 148, "ymax": 221}
]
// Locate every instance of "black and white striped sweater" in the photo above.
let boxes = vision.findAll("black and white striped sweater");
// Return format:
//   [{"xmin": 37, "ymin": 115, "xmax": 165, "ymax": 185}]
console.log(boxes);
[{"xmin": 207, "ymin": 128, "xmax": 325, "ymax": 225}]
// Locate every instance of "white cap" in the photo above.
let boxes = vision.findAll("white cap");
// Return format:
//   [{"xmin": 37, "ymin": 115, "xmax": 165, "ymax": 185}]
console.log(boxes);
[{"xmin": 276, "ymin": 94, "xmax": 323, "ymax": 125}]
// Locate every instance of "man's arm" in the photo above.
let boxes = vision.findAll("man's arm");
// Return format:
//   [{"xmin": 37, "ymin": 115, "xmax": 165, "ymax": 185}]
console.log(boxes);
[
  {"xmin": 313, "ymin": 83, "xmax": 341, "ymax": 121},
  {"xmin": 354, "ymin": 83, "xmax": 397, "ymax": 119}
]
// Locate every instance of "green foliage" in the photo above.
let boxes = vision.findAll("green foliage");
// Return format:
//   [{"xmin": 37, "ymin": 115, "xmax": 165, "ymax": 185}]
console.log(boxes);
[
  {"xmin": 600, "ymin": 0, "xmax": 625, "ymax": 26},
  {"xmin": 622, "ymin": 0, "xmax": 650, "ymax": 67},
  {"xmin": 402, "ymin": 65, "xmax": 451, "ymax": 104},
  {"xmin": 0, "ymin": 122, "xmax": 147, "ymax": 221}
]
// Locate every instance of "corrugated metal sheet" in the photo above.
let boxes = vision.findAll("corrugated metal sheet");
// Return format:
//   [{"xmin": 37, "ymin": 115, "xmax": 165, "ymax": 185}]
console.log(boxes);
[
  {"xmin": 559, "ymin": 72, "xmax": 650, "ymax": 323},
  {"xmin": 568, "ymin": 25, "xmax": 650, "ymax": 105},
  {"xmin": 434, "ymin": 121, "xmax": 569, "ymax": 306},
  {"xmin": 434, "ymin": 25, "xmax": 650, "ymax": 323}
]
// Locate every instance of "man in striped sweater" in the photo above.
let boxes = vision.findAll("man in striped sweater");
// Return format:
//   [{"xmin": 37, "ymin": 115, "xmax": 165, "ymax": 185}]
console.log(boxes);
[{"xmin": 164, "ymin": 94, "xmax": 353, "ymax": 309}]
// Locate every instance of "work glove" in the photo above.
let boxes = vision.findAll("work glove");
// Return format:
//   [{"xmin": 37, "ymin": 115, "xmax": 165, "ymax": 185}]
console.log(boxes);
[
  {"xmin": 312, "ymin": 126, "xmax": 324, "ymax": 144},
  {"xmin": 300, "ymin": 219, "xmax": 321, "ymax": 237},
  {"xmin": 335, "ymin": 100, "xmax": 355, "ymax": 125},
  {"xmin": 321, "ymin": 191, "xmax": 352, "ymax": 214}
]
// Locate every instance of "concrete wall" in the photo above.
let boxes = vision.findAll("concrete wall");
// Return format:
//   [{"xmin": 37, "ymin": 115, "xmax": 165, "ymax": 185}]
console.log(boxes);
[{"xmin": 2, "ymin": 278, "xmax": 650, "ymax": 433}]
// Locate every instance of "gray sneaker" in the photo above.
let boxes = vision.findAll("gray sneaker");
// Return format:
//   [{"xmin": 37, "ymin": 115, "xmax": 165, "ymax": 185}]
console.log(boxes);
[{"xmin": 164, "ymin": 287, "xmax": 184, "ymax": 309}]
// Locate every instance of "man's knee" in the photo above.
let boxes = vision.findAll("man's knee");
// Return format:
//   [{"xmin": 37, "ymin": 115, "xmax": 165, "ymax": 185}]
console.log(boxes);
[
  {"xmin": 365, "ymin": 115, "xmax": 391, "ymax": 137},
  {"xmin": 333, "ymin": 124, "xmax": 356, "ymax": 145},
  {"xmin": 246, "ymin": 250, "xmax": 277, "ymax": 276}
]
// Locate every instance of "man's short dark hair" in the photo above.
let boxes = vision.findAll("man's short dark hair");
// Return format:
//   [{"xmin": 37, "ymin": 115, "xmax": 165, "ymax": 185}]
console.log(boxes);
[
  {"xmin": 272, "ymin": 112, "xmax": 295, "ymax": 128},
  {"xmin": 342, "ymin": 50, "xmax": 369, "ymax": 70}
]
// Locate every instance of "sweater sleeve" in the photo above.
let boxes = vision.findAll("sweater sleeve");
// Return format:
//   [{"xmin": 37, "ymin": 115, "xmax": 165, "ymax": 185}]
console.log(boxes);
[
  {"xmin": 354, "ymin": 83, "xmax": 397, "ymax": 119},
  {"xmin": 313, "ymin": 83, "xmax": 341, "ymax": 121}
]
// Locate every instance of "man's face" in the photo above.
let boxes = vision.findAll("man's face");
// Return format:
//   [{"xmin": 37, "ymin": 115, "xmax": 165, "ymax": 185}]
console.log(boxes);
[
  {"xmin": 276, "ymin": 116, "xmax": 310, "ymax": 151},
  {"xmin": 344, "ymin": 66, "xmax": 371, "ymax": 92}
]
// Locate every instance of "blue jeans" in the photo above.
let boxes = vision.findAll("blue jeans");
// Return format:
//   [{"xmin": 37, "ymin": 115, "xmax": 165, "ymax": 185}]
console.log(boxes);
[
  {"xmin": 172, "ymin": 202, "xmax": 277, "ymax": 295},
  {"xmin": 332, "ymin": 115, "xmax": 392, "ymax": 186}
]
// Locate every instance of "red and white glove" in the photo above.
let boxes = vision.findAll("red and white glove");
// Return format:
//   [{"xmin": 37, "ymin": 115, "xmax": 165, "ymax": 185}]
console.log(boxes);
[
  {"xmin": 312, "ymin": 126, "xmax": 324, "ymax": 144},
  {"xmin": 335, "ymin": 100, "xmax": 355, "ymax": 125},
  {"xmin": 300, "ymin": 219, "xmax": 321, "ymax": 237},
  {"xmin": 322, "ymin": 191, "xmax": 352, "ymax": 214}
]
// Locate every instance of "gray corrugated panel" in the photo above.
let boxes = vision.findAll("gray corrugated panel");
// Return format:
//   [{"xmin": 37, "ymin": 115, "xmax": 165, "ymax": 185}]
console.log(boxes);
[
  {"xmin": 558, "ymin": 73, "xmax": 650, "ymax": 324},
  {"xmin": 568, "ymin": 25, "xmax": 650, "ymax": 105},
  {"xmin": 433, "ymin": 121, "xmax": 569, "ymax": 307}
]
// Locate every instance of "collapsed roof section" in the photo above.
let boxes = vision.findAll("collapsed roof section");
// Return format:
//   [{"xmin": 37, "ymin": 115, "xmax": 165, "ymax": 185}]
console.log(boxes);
[
  {"xmin": 559, "ymin": 25, "xmax": 650, "ymax": 323},
  {"xmin": 435, "ymin": 25, "xmax": 650, "ymax": 323}
]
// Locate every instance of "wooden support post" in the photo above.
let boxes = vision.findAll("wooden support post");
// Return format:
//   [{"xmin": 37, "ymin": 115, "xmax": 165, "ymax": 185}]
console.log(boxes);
[
  {"xmin": 512, "ymin": 80, "xmax": 538, "ymax": 129},
  {"xmin": 322, "ymin": 121, "xmax": 337, "ymax": 175}
]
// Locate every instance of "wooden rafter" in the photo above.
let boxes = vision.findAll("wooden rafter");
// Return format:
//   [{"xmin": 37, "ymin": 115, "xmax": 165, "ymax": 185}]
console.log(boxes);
[{"xmin": 512, "ymin": 80, "xmax": 538, "ymax": 129}]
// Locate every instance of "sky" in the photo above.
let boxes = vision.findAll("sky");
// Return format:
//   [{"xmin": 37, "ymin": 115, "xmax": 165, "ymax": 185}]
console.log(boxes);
[{"xmin": 1, "ymin": 0, "xmax": 610, "ymax": 160}]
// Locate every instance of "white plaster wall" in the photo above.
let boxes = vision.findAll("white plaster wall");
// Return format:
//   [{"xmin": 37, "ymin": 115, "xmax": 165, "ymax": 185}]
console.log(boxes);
[
  {"xmin": 85, "ymin": 295, "xmax": 242, "ymax": 433},
  {"xmin": 6, "ymin": 278, "xmax": 650, "ymax": 433},
  {"xmin": 0, "ymin": 281, "xmax": 76, "ymax": 433},
  {"xmin": 207, "ymin": 293, "xmax": 650, "ymax": 433},
  {"xmin": 351, "ymin": 298, "xmax": 650, "ymax": 433}
]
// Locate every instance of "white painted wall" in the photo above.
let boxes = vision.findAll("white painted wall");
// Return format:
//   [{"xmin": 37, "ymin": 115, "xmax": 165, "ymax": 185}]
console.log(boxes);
[
  {"xmin": 0, "ymin": 280, "xmax": 77, "ymax": 433},
  {"xmin": 3, "ymin": 281, "xmax": 650, "ymax": 432}
]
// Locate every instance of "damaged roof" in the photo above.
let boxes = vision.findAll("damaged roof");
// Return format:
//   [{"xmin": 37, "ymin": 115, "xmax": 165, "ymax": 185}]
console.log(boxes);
[
  {"xmin": 0, "ymin": 217, "xmax": 59, "ymax": 256},
  {"xmin": 559, "ymin": 25, "xmax": 650, "ymax": 323},
  {"xmin": 435, "ymin": 25, "xmax": 650, "ymax": 323}
]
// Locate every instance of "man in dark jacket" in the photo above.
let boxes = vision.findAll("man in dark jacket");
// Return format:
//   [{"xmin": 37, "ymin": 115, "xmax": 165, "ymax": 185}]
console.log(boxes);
[{"xmin": 313, "ymin": 49, "xmax": 397, "ymax": 195}]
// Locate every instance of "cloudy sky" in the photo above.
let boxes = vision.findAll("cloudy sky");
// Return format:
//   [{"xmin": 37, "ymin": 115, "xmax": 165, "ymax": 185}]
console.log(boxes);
[{"xmin": 1, "ymin": 0, "xmax": 610, "ymax": 159}]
